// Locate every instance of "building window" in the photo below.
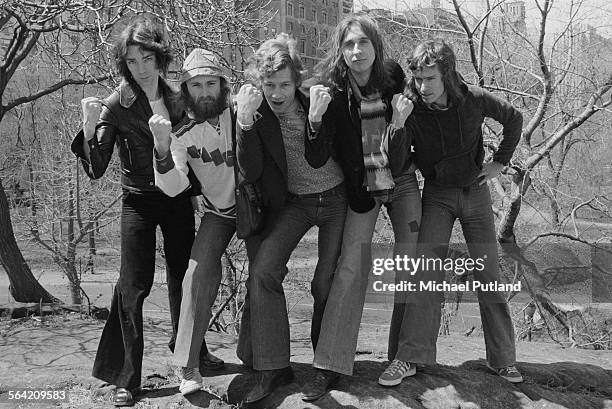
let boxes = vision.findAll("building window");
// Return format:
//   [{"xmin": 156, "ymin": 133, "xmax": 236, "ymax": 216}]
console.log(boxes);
[
  {"xmin": 312, "ymin": 9, "xmax": 317, "ymax": 22},
  {"xmin": 313, "ymin": 27, "xmax": 317, "ymax": 37},
  {"xmin": 300, "ymin": 39, "xmax": 306, "ymax": 53},
  {"xmin": 299, "ymin": 5, "xmax": 305, "ymax": 18},
  {"xmin": 301, "ymin": 24, "xmax": 305, "ymax": 34},
  {"xmin": 288, "ymin": 22, "xmax": 294, "ymax": 32},
  {"xmin": 322, "ymin": 11, "xmax": 327, "ymax": 24},
  {"xmin": 287, "ymin": 3, "xmax": 293, "ymax": 16}
]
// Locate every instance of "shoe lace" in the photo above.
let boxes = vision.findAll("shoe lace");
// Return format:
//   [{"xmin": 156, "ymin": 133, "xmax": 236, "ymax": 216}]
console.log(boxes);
[
  {"xmin": 385, "ymin": 360, "xmax": 408, "ymax": 376},
  {"xmin": 182, "ymin": 366, "xmax": 196, "ymax": 380},
  {"xmin": 502, "ymin": 366, "xmax": 520, "ymax": 375}
]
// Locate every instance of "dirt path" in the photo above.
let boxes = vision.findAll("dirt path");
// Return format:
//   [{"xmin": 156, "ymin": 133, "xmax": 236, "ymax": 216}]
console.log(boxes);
[{"xmin": 1, "ymin": 309, "xmax": 611, "ymax": 409}]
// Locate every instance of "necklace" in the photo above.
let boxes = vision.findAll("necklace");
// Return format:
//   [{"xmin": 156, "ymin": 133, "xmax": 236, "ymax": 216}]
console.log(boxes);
[{"xmin": 208, "ymin": 116, "xmax": 221, "ymax": 134}]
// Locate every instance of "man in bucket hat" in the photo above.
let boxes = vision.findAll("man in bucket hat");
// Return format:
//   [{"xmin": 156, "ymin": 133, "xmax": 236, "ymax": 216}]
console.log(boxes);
[{"xmin": 149, "ymin": 47, "xmax": 235, "ymax": 395}]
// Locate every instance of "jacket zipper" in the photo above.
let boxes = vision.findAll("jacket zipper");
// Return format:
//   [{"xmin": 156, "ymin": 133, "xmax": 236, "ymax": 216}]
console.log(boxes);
[{"xmin": 124, "ymin": 138, "xmax": 132, "ymax": 166}]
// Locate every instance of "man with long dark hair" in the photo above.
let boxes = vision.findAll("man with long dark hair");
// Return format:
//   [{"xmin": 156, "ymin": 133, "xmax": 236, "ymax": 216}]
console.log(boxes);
[
  {"xmin": 72, "ymin": 14, "xmax": 195, "ymax": 407},
  {"xmin": 384, "ymin": 39, "xmax": 523, "ymax": 385}
]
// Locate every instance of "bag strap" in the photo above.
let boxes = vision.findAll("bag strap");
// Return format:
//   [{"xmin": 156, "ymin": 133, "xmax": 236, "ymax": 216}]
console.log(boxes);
[
  {"xmin": 230, "ymin": 107, "xmax": 263, "ymax": 204},
  {"xmin": 229, "ymin": 107, "xmax": 240, "ymax": 189}
]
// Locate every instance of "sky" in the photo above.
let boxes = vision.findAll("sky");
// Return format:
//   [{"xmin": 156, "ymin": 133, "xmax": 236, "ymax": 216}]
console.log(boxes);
[{"xmin": 354, "ymin": 0, "xmax": 612, "ymax": 38}]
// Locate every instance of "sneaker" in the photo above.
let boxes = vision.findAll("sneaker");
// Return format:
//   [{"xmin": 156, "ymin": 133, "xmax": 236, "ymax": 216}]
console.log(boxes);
[
  {"xmin": 112, "ymin": 387, "xmax": 135, "ymax": 407},
  {"xmin": 179, "ymin": 366, "xmax": 203, "ymax": 396},
  {"xmin": 488, "ymin": 364, "xmax": 523, "ymax": 383},
  {"xmin": 378, "ymin": 360, "xmax": 416, "ymax": 386}
]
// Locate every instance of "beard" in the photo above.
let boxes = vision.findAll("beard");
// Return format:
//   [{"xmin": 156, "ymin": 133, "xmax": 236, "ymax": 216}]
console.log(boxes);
[{"xmin": 185, "ymin": 91, "xmax": 228, "ymax": 121}]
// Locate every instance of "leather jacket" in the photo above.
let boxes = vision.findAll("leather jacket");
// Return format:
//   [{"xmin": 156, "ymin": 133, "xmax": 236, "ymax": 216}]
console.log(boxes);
[{"xmin": 71, "ymin": 78, "xmax": 184, "ymax": 192}]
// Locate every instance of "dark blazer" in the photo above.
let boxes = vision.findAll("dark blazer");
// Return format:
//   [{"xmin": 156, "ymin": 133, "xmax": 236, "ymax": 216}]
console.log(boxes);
[
  {"xmin": 236, "ymin": 89, "xmax": 325, "ymax": 215},
  {"xmin": 71, "ymin": 78, "xmax": 184, "ymax": 192}
]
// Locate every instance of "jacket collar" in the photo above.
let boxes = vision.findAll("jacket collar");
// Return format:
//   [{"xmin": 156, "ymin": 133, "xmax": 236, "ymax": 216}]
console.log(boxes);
[
  {"xmin": 117, "ymin": 79, "xmax": 139, "ymax": 108},
  {"xmin": 295, "ymin": 87, "xmax": 309, "ymax": 111},
  {"xmin": 118, "ymin": 77, "xmax": 172, "ymax": 109},
  {"xmin": 257, "ymin": 97, "xmax": 287, "ymax": 177},
  {"xmin": 255, "ymin": 88, "xmax": 310, "ymax": 178}
]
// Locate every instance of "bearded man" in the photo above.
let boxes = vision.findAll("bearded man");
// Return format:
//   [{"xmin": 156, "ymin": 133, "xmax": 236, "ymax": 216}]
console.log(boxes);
[{"xmin": 149, "ymin": 48, "xmax": 235, "ymax": 396}]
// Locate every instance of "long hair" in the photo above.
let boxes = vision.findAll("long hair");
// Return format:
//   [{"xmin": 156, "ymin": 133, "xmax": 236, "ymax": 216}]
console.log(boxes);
[
  {"xmin": 314, "ymin": 14, "xmax": 389, "ymax": 93},
  {"xmin": 385, "ymin": 59, "xmax": 406, "ymax": 95},
  {"xmin": 114, "ymin": 14, "xmax": 173, "ymax": 84},
  {"xmin": 244, "ymin": 33, "xmax": 306, "ymax": 87},
  {"xmin": 407, "ymin": 40, "xmax": 464, "ymax": 106}
]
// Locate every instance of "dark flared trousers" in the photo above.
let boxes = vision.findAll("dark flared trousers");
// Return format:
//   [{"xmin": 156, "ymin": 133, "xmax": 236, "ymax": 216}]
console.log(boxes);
[{"xmin": 92, "ymin": 190, "xmax": 194, "ymax": 390}]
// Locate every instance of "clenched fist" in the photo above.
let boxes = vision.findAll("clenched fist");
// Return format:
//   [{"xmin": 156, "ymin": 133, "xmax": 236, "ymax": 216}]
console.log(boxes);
[
  {"xmin": 81, "ymin": 97, "xmax": 103, "ymax": 140},
  {"xmin": 308, "ymin": 85, "xmax": 331, "ymax": 123},
  {"xmin": 478, "ymin": 161, "xmax": 505, "ymax": 185},
  {"xmin": 148, "ymin": 114, "xmax": 172, "ymax": 156},
  {"xmin": 236, "ymin": 83, "xmax": 263, "ymax": 126},
  {"xmin": 391, "ymin": 93, "xmax": 414, "ymax": 128}
]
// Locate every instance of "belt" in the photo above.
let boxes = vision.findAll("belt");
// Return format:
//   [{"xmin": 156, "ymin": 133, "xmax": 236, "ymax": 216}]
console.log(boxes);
[
  {"xmin": 427, "ymin": 179, "xmax": 483, "ymax": 192},
  {"xmin": 287, "ymin": 183, "xmax": 345, "ymax": 199},
  {"xmin": 462, "ymin": 180, "xmax": 485, "ymax": 192}
]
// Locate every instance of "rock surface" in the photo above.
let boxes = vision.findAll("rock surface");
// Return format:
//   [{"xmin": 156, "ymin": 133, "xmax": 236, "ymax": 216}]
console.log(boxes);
[{"xmin": 1, "ymin": 313, "xmax": 611, "ymax": 408}]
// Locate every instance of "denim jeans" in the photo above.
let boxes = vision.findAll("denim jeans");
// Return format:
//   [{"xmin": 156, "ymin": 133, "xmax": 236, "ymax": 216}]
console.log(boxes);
[
  {"xmin": 92, "ymin": 190, "xmax": 194, "ymax": 390},
  {"xmin": 313, "ymin": 173, "xmax": 421, "ymax": 375},
  {"xmin": 392, "ymin": 180, "xmax": 516, "ymax": 368},
  {"xmin": 235, "ymin": 231, "xmax": 269, "ymax": 368},
  {"xmin": 249, "ymin": 184, "xmax": 347, "ymax": 370},
  {"xmin": 173, "ymin": 212, "xmax": 236, "ymax": 368}
]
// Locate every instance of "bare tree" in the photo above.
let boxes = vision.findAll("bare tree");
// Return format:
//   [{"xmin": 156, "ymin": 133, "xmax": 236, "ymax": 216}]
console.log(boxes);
[
  {"xmin": 0, "ymin": 0, "xmax": 272, "ymax": 303},
  {"xmin": 375, "ymin": 0, "xmax": 612, "ymax": 345},
  {"xmin": 0, "ymin": 0, "xmax": 125, "ymax": 302}
]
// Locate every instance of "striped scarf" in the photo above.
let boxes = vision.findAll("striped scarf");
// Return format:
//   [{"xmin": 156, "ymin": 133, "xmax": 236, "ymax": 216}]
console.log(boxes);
[{"xmin": 348, "ymin": 74, "xmax": 395, "ymax": 195}]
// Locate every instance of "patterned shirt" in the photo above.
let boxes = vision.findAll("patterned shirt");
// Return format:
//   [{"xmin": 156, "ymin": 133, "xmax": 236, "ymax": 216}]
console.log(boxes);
[
  {"xmin": 277, "ymin": 101, "xmax": 344, "ymax": 195},
  {"xmin": 154, "ymin": 108, "xmax": 235, "ymax": 218}
]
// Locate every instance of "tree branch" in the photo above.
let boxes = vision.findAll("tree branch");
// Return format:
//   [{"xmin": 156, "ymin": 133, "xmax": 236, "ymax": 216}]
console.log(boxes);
[{"xmin": 4, "ymin": 75, "xmax": 110, "ymax": 112}]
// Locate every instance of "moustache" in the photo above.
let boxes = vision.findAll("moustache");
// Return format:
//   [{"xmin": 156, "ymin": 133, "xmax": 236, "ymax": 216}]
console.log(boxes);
[{"xmin": 197, "ymin": 96, "xmax": 217, "ymax": 104}]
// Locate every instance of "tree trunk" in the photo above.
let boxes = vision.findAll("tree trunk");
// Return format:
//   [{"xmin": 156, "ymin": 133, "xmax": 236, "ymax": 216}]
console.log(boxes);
[
  {"xmin": 0, "ymin": 177, "xmax": 58, "ymax": 303},
  {"xmin": 223, "ymin": 253, "xmax": 238, "ymax": 335},
  {"xmin": 28, "ymin": 158, "xmax": 38, "ymax": 235},
  {"xmin": 87, "ymin": 226, "xmax": 96, "ymax": 273},
  {"xmin": 66, "ymin": 187, "xmax": 82, "ymax": 304},
  {"xmin": 549, "ymin": 195, "xmax": 560, "ymax": 227},
  {"xmin": 65, "ymin": 258, "xmax": 82, "ymax": 305}
]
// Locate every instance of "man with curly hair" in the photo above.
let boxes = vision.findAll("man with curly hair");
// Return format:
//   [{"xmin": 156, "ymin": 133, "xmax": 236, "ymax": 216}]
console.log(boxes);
[{"xmin": 235, "ymin": 33, "xmax": 347, "ymax": 404}]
